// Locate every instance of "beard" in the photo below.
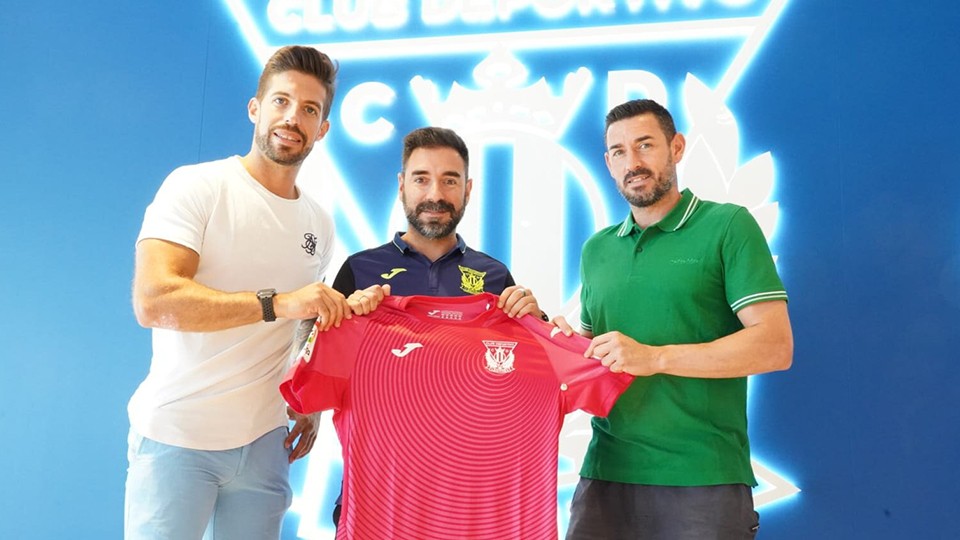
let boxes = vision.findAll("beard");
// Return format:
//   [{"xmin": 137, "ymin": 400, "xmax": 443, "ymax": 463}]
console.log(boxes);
[
  {"xmin": 403, "ymin": 196, "xmax": 466, "ymax": 239},
  {"xmin": 255, "ymin": 125, "xmax": 312, "ymax": 166},
  {"xmin": 618, "ymin": 163, "xmax": 676, "ymax": 208}
]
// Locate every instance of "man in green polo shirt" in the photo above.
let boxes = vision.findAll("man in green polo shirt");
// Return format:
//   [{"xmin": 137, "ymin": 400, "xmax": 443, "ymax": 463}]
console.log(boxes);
[{"xmin": 561, "ymin": 99, "xmax": 794, "ymax": 539}]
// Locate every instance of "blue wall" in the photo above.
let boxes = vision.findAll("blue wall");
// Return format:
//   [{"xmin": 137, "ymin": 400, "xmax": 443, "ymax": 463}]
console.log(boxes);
[{"xmin": 1, "ymin": 1, "xmax": 958, "ymax": 538}]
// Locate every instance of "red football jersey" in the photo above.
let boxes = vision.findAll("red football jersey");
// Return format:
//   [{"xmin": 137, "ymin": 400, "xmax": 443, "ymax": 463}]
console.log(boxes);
[{"xmin": 281, "ymin": 293, "xmax": 633, "ymax": 540}]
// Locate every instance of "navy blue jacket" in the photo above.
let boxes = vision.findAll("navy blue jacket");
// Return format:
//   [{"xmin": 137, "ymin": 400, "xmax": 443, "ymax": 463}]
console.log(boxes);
[{"xmin": 332, "ymin": 232, "xmax": 515, "ymax": 296}]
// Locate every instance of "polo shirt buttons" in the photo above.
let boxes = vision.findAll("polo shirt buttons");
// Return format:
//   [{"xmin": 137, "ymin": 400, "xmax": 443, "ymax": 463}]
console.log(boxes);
[{"xmin": 560, "ymin": 383, "xmax": 568, "ymax": 391}]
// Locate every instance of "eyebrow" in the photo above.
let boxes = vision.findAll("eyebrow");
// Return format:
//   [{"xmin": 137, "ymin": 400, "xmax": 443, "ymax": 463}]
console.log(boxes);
[
  {"xmin": 270, "ymin": 91, "xmax": 323, "ymax": 111},
  {"xmin": 410, "ymin": 169, "xmax": 462, "ymax": 178},
  {"xmin": 608, "ymin": 135, "xmax": 653, "ymax": 152}
]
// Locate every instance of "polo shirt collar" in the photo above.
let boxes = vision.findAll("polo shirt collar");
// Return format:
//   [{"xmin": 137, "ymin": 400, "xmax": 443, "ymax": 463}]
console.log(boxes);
[
  {"xmin": 616, "ymin": 188, "xmax": 701, "ymax": 237},
  {"xmin": 391, "ymin": 231, "xmax": 468, "ymax": 255}
]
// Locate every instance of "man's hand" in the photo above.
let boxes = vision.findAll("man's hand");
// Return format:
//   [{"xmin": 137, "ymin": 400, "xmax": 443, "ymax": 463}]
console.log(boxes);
[
  {"xmin": 346, "ymin": 284, "xmax": 391, "ymax": 315},
  {"xmin": 276, "ymin": 282, "xmax": 351, "ymax": 331},
  {"xmin": 497, "ymin": 285, "xmax": 545, "ymax": 319},
  {"xmin": 549, "ymin": 315, "xmax": 576, "ymax": 337},
  {"xmin": 285, "ymin": 407, "xmax": 321, "ymax": 463},
  {"xmin": 586, "ymin": 331, "xmax": 662, "ymax": 376}
]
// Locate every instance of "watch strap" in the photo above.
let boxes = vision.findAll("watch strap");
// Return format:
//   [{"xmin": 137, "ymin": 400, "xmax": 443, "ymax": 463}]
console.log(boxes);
[{"xmin": 257, "ymin": 288, "xmax": 277, "ymax": 322}]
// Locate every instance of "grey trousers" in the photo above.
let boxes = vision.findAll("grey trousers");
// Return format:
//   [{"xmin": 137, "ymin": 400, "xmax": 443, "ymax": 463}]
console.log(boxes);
[{"xmin": 565, "ymin": 479, "xmax": 760, "ymax": 540}]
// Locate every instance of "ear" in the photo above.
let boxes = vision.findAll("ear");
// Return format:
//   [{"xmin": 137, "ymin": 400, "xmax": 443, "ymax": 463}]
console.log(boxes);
[
  {"xmin": 247, "ymin": 97, "xmax": 259, "ymax": 124},
  {"xmin": 604, "ymin": 151, "xmax": 614, "ymax": 177},
  {"xmin": 397, "ymin": 171, "xmax": 405, "ymax": 197},
  {"xmin": 464, "ymin": 177, "xmax": 473, "ymax": 206},
  {"xmin": 315, "ymin": 119, "xmax": 331, "ymax": 141},
  {"xmin": 670, "ymin": 133, "xmax": 686, "ymax": 163}
]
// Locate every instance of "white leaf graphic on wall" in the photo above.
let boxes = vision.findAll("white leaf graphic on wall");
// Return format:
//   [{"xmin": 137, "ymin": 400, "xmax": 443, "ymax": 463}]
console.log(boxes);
[{"xmin": 679, "ymin": 74, "xmax": 780, "ymax": 244}]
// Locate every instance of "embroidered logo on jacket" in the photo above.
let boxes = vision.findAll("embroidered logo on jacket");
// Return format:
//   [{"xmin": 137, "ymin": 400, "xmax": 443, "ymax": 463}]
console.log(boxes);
[
  {"xmin": 482, "ymin": 340, "xmax": 517, "ymax": 374},
  {"xmin": 380, "ymin": 268, "xmax": 407, "ymax": 279},
  {"xmin": 459, "ymin": 265, "xmax": 486, "ymax": 294}
]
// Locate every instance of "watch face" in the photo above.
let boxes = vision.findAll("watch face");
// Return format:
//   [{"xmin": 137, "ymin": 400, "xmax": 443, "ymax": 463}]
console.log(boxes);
[{"xmin": 257, "ymin": 288, "xmax": 276, "ymax": 299}]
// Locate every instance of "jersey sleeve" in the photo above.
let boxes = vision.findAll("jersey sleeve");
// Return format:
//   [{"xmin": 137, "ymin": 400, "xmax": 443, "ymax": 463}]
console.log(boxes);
[
  {"xmin": 722, "ymin": 207, "xmax": 789, "ymax": 312},
  {"xmin": 280, "ymin": 316, "xmax": 368, "ymax": 414},
  {"xmin": 517, "ymin": 316, "xmax": 633, "ymax": 417}
]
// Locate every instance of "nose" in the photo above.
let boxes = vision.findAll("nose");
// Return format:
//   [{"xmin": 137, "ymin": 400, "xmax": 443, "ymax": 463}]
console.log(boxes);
[
  {"xmin": 626, "ymin": 148, "xmax": 644, "ymax": 169},
  {"xmin": 424, "ymin": 179, "xmax": 444, "ymax": 200}
]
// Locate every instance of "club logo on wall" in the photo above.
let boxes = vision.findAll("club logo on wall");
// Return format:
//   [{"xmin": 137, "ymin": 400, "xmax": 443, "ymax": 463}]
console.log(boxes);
[{"xmin": 223, "ymin": 0, "xmax": 798, "ymax": 535}]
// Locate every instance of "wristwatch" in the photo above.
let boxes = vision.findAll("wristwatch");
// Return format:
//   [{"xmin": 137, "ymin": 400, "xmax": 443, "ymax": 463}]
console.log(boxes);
[{"xmin": 257, "ymin": 288, "xmax": 277, "ymax": 322}]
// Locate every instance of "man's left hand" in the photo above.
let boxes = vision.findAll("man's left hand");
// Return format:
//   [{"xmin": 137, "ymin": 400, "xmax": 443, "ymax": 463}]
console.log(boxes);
[
  {"xmin": 497, "ymin": 285, "xmax": 545, "ymax": 319},
  {"xmin": 285, "ymin": 406, "xmax": 321, "ymax": 463}
]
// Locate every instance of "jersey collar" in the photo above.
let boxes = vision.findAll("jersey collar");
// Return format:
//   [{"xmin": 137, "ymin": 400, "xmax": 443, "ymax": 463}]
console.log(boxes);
[{"xmin": 616, "ymin": 188, "xmax": 700, "ymax": 237}]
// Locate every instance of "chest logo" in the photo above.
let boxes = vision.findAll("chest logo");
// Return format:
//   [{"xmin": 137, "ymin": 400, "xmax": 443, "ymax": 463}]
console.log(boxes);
[
  {"xmin": 391, "ymin": 342, "xmax": 423, "ymax": 358},
  {"xmin": 380, "ymin": 268, "xmax": 407, "ymax": 279},
  {"xmin": 301, "ymin": 233, "xmax": 318, "ymax": 256},
  {"xmin": 482, "ymin": 340, "xmax": 518, "ymax": 374},
  {"xmin": 459, "ymin": 265, "xmax": 486, "ymax": 294}
]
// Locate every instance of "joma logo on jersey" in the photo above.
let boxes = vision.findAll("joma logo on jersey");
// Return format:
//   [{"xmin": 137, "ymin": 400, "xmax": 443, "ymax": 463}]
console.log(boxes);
[
  {"xmin": 459, "ymin": 265, "xmax": 486, "ymax": 295},
  {"xmin": 391, "ymin": 342, "xmax": 423, "ymax": 358},
  {"xmin": 426, "ymin": 309, "xmax": 464, "ymax": 321}
]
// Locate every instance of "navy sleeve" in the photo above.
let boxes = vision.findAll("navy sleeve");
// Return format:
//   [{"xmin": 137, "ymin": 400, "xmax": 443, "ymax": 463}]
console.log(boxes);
[{"xmin": 331, "ymin": 260, "xmax": 356, "ymax": 296}]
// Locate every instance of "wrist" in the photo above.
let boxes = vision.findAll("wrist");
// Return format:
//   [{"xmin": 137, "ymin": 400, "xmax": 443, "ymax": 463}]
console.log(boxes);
[
  {"xmin": 256, "ymin": 288, "xmax": 277, "ymax": 322},
  {"xmin": 654, "ymin": 345, "xmax": 671, "ymax": 374}
]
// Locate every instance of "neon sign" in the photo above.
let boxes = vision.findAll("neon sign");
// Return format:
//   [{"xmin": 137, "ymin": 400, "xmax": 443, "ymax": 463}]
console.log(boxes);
[{"xmin": 222, "ymin": 1, "xmax": 798, "ymax": 536}]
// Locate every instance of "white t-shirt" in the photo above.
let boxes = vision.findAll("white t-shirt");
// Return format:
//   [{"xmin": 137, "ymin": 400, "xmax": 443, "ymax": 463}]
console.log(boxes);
[{"xmin": 129, "ymin": 156, "xmax": 334, "ymax": 450}]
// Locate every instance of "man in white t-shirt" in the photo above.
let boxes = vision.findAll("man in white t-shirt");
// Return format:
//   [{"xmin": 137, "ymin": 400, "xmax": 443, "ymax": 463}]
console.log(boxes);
[{"xmin": 125, "ymin": 46, "xmax": 387, "ymax": 540}]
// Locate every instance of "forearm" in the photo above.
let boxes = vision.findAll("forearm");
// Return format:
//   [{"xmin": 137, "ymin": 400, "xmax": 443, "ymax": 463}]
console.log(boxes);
[
  {"xmin": 656, "ymin": 324, "xmax": 792, "ymax": 378},
  {"xmin": 588, "ymin": 301, "xmax": 793, "ymax": 378},
  {"xmin": 656, "ymin": 303, "xmax": 793, "ymax": 378},
  {"xmin": 134, "ymin": 276, "xmax": 265, "ymax": 332}
]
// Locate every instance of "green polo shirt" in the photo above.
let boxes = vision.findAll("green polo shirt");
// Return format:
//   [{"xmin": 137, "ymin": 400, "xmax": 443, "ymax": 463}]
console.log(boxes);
[{"xmin": 579, "ymin": 188, "xmax": 788, "ymax": 486}]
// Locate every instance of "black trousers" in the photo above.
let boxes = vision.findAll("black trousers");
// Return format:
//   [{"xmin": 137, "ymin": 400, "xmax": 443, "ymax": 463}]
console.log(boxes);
[{"xmin": 566, "ymin": 479, "xmax": 760, "ymax": 540}]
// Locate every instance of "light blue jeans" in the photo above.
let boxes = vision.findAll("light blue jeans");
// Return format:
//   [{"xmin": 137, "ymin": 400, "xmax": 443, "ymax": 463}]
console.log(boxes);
[{"xmin": 124, "ymin": 426, "xmax": 292, "ymax": 540}]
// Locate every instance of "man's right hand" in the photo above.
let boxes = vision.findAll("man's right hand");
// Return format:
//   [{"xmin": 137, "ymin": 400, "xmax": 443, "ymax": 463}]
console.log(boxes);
[{"xmin": 276, "ymin": 282, "xmax": 351, "ymax": 331}]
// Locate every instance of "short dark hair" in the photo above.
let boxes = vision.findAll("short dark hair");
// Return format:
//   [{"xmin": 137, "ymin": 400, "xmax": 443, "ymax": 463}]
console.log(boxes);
[
  {"xmin": 401, "ymin": 127, "xmax": 470, "ymax": 176},
  {"xmin": 256, "ymin": 46, "xmax": 338, "ymax": 121},
  {"xmin": 605, "ymin": 99, "xmax": 677, "ymax": 142}
]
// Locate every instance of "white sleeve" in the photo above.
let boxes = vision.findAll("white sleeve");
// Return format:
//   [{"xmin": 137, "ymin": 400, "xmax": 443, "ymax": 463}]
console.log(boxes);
[{"xmin": 137, "ymin": 166, "xmax": 215, "ymax": 254}]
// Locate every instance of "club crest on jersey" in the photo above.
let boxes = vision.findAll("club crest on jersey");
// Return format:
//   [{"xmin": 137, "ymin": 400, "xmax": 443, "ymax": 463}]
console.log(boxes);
[
  {"xmin": 459, "ymin": 265, "xmax": 486, "ymax": 294},
  {"xmin": 482, "ymin": 340, "xmax": 517, "ymax": 374}
]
